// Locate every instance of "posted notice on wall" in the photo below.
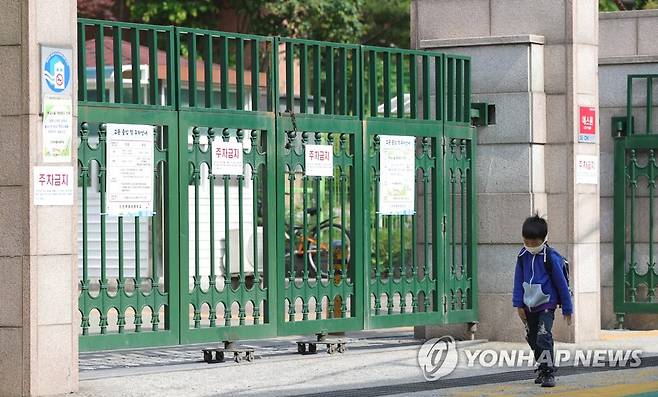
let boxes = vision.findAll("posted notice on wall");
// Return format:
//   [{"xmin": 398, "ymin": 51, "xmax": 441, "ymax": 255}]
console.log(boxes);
[
  {"xmin": 305, "ymin": 144, "xmax": 334, "ymax": 177},
  {"xmin": 379, "ymin": 135, "xmax": 416, "ymax": 215},
  {"xmin": 106, "ymin": 123, "xmax": 154, "ymax": 217},
  {"xmin": 42, "ymin": 95, "xmax": 72, "ymax": 163},
  {"xmin": 212, "ymin": 140, "xmax": 244, "ymax": 175},
  {"xmin": 41, "ymin": 46, "xmax": 73, "ymax": 99},
  {"xmin": 34, "ymin": 166, "xmax": 74, "ymax": 206},
  {"xmin": 578, "ymin": 106, "xmax": 596, "ymax": 143},
  {"xmin": 576, "ymin": 154, "xmax": 598, "ymax": 185}
]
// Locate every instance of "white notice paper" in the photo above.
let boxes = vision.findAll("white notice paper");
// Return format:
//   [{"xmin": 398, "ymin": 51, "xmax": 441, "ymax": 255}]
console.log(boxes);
[
  {"xmin": 575, "ymin": 154, "xmax": 598, "ymax": 185},
  {"xmin": 305, "ymin": 144, "xmax": 334, "ymax": 177},
  {"xmin": 212, "ymin": 140, "xmax": 244, "ymax": 175},
  {"xmin": 42, "ymin": 95, "xmax": 72, "ymax": 162},
  {"xmin": 379, "ymin": 135, "xmax": 416, "ymax": 215},
  {"xmin": 106, "ymin": 123, "xmax": 154, "ymax": 217},
  {"xmin": 34, "ymin": 166, "xmax": 74, "ymax": 206}
]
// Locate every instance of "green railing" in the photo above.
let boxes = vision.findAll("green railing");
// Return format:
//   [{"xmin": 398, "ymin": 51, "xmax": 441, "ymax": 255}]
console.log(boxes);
[
  {"xmin": 76, "ymin": 18, "xmax": 477, "ymax": 351},
  {"xmin": 78, "ymin": 20, "xmax": 177, "ymax": 107},
  {"xmin": 614, "ymin": 74, "xmax": 658, "ymax": 327}
]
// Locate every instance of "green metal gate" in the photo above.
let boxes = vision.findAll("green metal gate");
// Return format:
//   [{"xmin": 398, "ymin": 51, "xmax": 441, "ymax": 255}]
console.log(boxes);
[
  {"xmin": 614, "ymin": 74, "xmax": 658, "ymax": 327},
  {"xmin": 76, "ymin": 19, "xmax": 478, "ymax": 351}
]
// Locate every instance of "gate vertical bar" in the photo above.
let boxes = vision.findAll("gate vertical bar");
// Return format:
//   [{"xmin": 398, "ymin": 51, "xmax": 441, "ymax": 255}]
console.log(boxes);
[
  {"xmin": 131, "ymin": 27, "xmax": 141, "ymax": 104},
  {"xmin": 113, "ymin": 27, "xmax": 123, "ymax": 103},
  {"xmin": 613, "ymin": 121, "xmax": 627, "ymax": 323},
  {"xmin": 149, "ymin": 30, "xmax": 159, "ymax": 105},
  {"xmin": 95, "ymin": 25, "xmax": 106, "ymax": 102},
  {"xmin": 205, "ymin": 34, "xmax": 213, "ymax": 109}
]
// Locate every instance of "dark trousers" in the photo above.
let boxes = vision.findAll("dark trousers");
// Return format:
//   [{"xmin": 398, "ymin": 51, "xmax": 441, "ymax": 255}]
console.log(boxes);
[{"xmin": 525, "ymin": 309, "xmax": 555, "ymax": 373}]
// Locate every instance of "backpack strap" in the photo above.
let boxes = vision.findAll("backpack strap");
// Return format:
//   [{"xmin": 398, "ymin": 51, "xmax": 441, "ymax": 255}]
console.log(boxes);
[{"xmin": 542, "ymin": 245, "xmax": 565, "ymax": 306}]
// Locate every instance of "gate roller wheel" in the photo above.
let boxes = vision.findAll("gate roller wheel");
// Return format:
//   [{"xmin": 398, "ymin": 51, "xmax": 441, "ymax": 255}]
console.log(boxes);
[
  {"xmin": 297, "ymin": 343, "xmax": 306, "ymax": 354},
  {"xmin": 234, "ymin": 353, "xmax": 243, "ymax": 363}
]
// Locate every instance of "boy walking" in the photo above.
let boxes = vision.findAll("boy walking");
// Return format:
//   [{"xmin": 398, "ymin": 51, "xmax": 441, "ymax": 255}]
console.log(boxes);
[{"xmin": 512, "ymin": 215, "xmax": 573, "ymax": 387}]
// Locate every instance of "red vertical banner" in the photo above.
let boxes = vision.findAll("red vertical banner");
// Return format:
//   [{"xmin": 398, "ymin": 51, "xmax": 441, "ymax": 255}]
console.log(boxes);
[{"xmin": 579, "ymin": 106, "xmax": 596, "ymax": 143}]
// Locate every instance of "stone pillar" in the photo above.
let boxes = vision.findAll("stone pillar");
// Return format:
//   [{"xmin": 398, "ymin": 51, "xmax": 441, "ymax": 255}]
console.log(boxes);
[
  {"xmin": 412, "ymin": 0, "xmax": 600, "ymax": 343},
  {"xmin": 0, "ymin": 0, "xmax": 78, "ymax": 395}
]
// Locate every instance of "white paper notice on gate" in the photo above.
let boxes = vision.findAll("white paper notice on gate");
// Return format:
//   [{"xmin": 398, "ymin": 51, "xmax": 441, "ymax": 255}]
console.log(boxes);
[
  {"xmin": 212, "ymin": 140, "xmax": 244, "ymax": 175},
  {"xmin": 379, "ymin": 135, "xmax": 416, "ymax": 215},
  {"xmin": 106, "ymin": 123, "xmax": 154, "ymax": 217},
  {"xmin": 305, "ymin": 144, "xmax": 334, "ymax": 177}
]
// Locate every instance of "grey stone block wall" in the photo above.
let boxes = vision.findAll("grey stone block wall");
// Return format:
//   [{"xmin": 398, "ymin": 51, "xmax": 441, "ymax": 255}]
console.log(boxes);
[
  {"xmin": 598, "ymin": 7, "xmax": 658, "ymax": 327},
  {"xmin": 416, "ymin": 34, "xmax": 548, "ymax": 341},
  {"xmin": 600, "ymin": 10, "xmax": 658, "ymax": 58},
  {"xmin": 413, "ymin": 1, "xmax": 658, "ymax": 340},
  {"xmin": 413, "ymin": 0, "xmax": 601, "ymax": 344}
]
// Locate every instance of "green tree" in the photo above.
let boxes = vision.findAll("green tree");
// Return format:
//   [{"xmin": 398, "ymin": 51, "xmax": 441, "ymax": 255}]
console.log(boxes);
[
  {"xmin": 125, "ymin": 0, "xmax": 221, "ymax": 28},
  {"xmin": 81, "ymin": 0, "xmax": 413, "ymax": 48},
  {"xmin": 360, "ymin": 0, "xmax": 411, "ymax": 48},
  {"xmin": 240, "ymin": 0, "xmax": 364, "ymax": 43},
  {"xmin": 125, "ymin": 0, "xmax": 364, "ymax": 44},
  {"xmin": 599, "ymin": 0, "xmax": 658, "ymax": 10}
]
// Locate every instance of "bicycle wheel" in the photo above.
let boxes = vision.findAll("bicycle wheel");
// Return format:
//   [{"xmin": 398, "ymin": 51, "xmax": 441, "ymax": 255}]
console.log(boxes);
[{"xmin": 308, "ymin": 224, "xmax": 351, "ymax": 279}]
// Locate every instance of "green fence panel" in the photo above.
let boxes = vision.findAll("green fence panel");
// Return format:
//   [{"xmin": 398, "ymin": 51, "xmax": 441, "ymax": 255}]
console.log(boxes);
[
  {"xmin": 78, "ymin": 19, "xmax": 176, "ymax": 108},
  {"xmin": 76, "ymin": 18, "xmax": 479, "ymax": 351},
  {"xmin": 178, "ymin": 111, "xmax": 278, "ymax": 343},
  {"xmin": 614, "ymin": 75, "xmax": 658, "ymax": 327},
  {"xmin": 275, "ymin": 114, "xmax": 364, "ymax": 336},
  {"xmin": 363, "ymin": 119, "xmax": 446, "ymax": 329},
  {"xmin": 77, "ymin": 106, "xmax": 180, "ymax": 351}
]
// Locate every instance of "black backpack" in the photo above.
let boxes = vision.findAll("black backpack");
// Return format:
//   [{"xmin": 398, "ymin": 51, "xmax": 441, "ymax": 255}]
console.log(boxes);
[{"xmin": 544, "ymin": 245, "xmax": 573, "ymax": 305}]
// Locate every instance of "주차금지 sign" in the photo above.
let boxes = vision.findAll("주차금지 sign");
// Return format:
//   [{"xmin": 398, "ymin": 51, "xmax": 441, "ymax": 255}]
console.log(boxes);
[
  {"xmin": 106, "ymin": 123, "xmax": 154, "ymax": 217},
  {"xmin": 305, "ymin": 144, "xmax": 334, "ymax": 177},
  {"xmin": 34, "ymin": 166, "xmax": 74, "ymax": 206},
  {"xmin": 379, "ymin": 135, "xmax": 416, "ymax": 215},
  {"xmin": 576, "ymin": 154, "xmax": 598, "ymax": 185},
  {"xmin": 212, "ymin": 140, "xmax": 244, "ymax": 175}
]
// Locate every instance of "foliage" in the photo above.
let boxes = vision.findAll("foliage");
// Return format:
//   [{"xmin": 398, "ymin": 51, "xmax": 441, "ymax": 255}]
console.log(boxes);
[
  {"xmin": 599, "ymin": 0, "xmax": 658, "ymax": 10},
  {"xmin": 78, "ymin": 0, "xmax": 412, "ymax": 48},
  {"xmin": 241, "ymin": 0, "xmax": 364, "ymax": 43},
  {"xmin": 360, "ymin": 0, "xmax": 411, "ymax": 48},
  {"xmin": 371, "ymin": 218, "xmax": 413, "ymax": 275},
  {"xmin": 78, "ymin": 0, "xmax": 117, "ymax": 20},
  {"xmin": 125, "ymin": 0, "xmax": 221, "ymax": 27}
]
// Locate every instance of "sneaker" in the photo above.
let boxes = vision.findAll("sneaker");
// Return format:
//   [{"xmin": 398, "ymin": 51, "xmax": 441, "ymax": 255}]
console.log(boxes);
[
  {"xmin": 534, "ymin": 369, "xmax": 544, "ymax": 384},
  {"xmin": 541, "ymin": 373, "xmax": 555, "ymax": 388}
]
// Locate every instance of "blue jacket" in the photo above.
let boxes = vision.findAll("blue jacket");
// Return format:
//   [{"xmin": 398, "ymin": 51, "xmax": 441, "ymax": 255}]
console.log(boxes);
[{"xmin": 512, "ymin": 246, "xmax": 573, "ymax": 315}]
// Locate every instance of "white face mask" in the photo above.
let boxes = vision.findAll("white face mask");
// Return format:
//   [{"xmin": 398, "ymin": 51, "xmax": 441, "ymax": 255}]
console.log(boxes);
[{"xmin": 524, "ymin": 237, "xmax": 547, "ymax": 255}]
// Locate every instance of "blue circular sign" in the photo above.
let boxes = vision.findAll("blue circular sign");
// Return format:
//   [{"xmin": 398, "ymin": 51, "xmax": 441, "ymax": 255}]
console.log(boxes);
[{"xmin": 43, "ymin": 52, "xmax": 71, "ymax": 93}]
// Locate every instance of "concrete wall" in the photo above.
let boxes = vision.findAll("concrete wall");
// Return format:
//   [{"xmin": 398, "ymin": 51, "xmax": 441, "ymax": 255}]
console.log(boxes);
[
  {"xmin": 0, "ymin": 0, "xmax": 78, "ymax": 395},
  {"xmin": 412, "ymin": 0, "xmax": 601, "ymax": 343},
  {"xmin": 417, "ymin": 35, "xmax": 548, "ymax": 342},
  {"xmin": 598, "ymin": 10, "xmax": 658, "ymax": 330}
]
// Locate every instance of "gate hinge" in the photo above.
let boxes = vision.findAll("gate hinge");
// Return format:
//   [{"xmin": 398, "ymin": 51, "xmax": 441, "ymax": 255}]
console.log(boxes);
[
  {"xmin": 612, "ymin": 116, "xmax": 632, "ymax": 139},
  {"xmin": 442, "ymin": 295, "xmax": 447, "ymax": 313},
  {"xmin": 442, "ymin": 215, "xmax": 447, "ymax": 234}
]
